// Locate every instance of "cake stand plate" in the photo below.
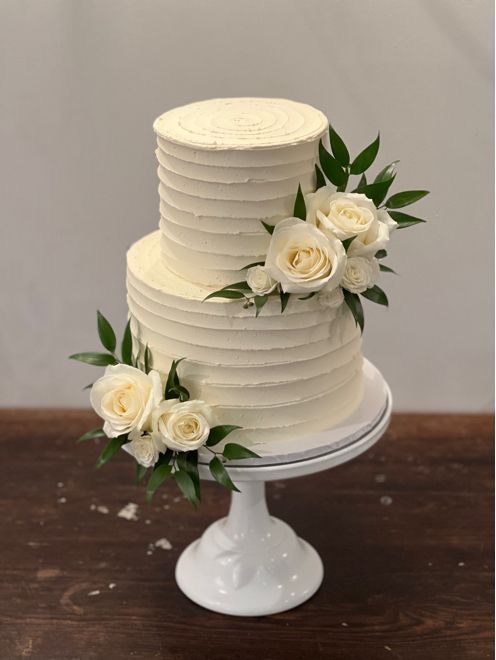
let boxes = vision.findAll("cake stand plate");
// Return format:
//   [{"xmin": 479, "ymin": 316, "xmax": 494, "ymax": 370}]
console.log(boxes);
[{"xmin": 175, "ymin": 360, "xmax": 392, "ymax": 616}]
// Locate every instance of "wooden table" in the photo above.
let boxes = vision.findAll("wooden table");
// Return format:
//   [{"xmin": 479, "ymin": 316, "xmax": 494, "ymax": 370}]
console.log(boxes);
[{"xmin": 0, "ymin": 411, "xmax": 493, "ymax": 659}]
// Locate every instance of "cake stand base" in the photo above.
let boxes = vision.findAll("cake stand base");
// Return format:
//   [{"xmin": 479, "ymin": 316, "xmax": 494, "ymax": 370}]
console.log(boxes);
[
  {"xmin": 175, "ymin": 360, "xmax": 391, "ymax": 616},
  {"xmin": 175, "ymin": 480, "xmax": 323, "ymax": 616}
]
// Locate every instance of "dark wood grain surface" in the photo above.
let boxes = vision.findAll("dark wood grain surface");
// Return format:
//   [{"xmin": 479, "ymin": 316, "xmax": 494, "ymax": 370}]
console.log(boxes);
[{"xmin": 0, "ymin": 411, "xmax": 493, "ymax": 660}]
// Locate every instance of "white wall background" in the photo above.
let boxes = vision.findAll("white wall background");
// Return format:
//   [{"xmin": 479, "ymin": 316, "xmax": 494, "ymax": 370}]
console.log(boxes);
[{"xmin": 0, "ymin": 0, "xmax": 493, "ymax": 410}]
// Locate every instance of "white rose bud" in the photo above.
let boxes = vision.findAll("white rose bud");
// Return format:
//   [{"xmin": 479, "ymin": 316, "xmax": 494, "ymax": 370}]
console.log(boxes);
[
  {"xmin": 318, "ymin": 287, "xmax": 344, "ymax": 309},
  {"xmin": 122, "ymin": 429, "xmax": 164, "ymax": 468},
  {"xmin": 246, "ymin": 265, "xmax": 277, "ymax": 295},
  {"xmin": 341, "ymin": 256, "xmax": 380, "ymax": 294},
  {"xmin": 90, "ymin": 364, "xmax": 162, "ymax": 438},
  {"xmin": 152, "ymin": 399, "xmax": 213, "ymax": 452},
  {"xmin": 306, "ymin": 188, "xmax": 377, "ymax": 240},
  {"xmin": 265, "ymin": 217, "xmax": 346, "ymax": 294}
]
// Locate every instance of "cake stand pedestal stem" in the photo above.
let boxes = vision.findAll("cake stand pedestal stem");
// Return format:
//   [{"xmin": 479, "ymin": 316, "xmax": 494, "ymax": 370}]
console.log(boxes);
[{"xmin": 224, "ymin": 480, "xmax": 269, "ymax": 544}]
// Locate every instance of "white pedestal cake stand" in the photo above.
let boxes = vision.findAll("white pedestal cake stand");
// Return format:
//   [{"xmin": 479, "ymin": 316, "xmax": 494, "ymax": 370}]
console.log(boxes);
[{"xmin": 175, "ymin": 360, "xmax": 392, "ymax": 617}]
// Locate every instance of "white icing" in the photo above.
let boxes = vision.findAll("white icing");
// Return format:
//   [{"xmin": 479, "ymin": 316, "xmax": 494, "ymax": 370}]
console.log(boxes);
[
  {"xmin": 127, "ymin": 231, "xmax": 363, "ymax": 443},
  {"xmin": 153, "ymin": 98, "xmax": 328, "ymax": 150}
]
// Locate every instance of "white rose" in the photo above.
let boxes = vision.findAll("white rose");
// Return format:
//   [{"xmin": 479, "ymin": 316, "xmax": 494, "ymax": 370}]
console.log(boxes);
[
  {"xmin": 264, "ymin": 217, "xmax": 346, "ymax": 294},
  {"xmin": 347, "ymin": 209, "xmax": 396, "ymax": 257},
  {"xmin": 318, "ymin": 286, "xmax": 344, "ymax": 309},
  {"xmin": 90, "ymin": 364, "xmax": 163, "ymax": 438},
  {"xmin": 341, "ymin": 256, "xmax": 380, "ymax": 294},
  {"xmin": 306, "ymin": 187, "xmax": 377, "ymax": 240},
  {"xmin": 379, "ymin": 209, "xmax": 398, "ymax": 234},
  {"xmin": 122, "ymin": 429, "xmax": 164, "ymax": 468},
  {"xmin": 246, "ymin": 265, "xmax": 277, "ymax": 295},
  {"xmin": 152, "ymin": 399, "xmax": 213, "ymax": 452}
]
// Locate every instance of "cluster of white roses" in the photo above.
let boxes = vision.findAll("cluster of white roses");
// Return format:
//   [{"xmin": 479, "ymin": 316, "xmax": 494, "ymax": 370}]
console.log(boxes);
[
  {"xmin": 89, "ymin": 364, "xmax": 213, "ymax": 468},
  {"xmin": 246, "ymin": 188, "xmax": 397, "ymax": 308}
]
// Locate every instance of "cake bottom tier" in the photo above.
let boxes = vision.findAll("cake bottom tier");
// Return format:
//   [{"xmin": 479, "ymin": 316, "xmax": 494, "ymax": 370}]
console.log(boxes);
[{"xmin": 126, "ymin": 231, "xmax": 364, "ymax": 445}]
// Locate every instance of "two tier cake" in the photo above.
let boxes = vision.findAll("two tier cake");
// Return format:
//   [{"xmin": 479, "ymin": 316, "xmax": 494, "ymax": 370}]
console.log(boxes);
[{"xmin": 126, "ymin": 98, "xmax": 363, "ymax": 444}]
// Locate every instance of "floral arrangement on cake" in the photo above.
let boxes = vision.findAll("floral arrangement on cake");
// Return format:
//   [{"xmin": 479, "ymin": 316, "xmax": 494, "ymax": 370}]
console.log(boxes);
[
  {"xmin": 70, "ymin": 313, "xmax": 258, "ymax": 505},
  {"xmin": 205, "ymin": 126, "xmax": 429, "ymax": 331}
]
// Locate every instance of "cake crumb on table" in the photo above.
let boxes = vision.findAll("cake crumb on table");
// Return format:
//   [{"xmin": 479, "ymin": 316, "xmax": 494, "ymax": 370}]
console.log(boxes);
[
  {"xmin": 155, "ymin": 537, "xmax": 172, "ymax": 550},
  {"xmin": 117, "ymin": 503, "xmax": 139, "ymax": 521}
]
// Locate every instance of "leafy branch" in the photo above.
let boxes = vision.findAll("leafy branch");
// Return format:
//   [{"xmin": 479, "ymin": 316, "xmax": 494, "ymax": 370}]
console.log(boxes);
[
  {"xmin": 316, "ymin": 125, "xmax": 429, "ymax": 223},
  {"xmin": 69, "ymin": 312, "xmax": 135, "ymax": 368}
]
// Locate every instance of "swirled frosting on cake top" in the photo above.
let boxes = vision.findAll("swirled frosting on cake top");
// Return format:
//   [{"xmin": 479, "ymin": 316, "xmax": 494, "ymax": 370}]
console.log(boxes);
[{"xmin": 153, "ymin": 98, "xmax": 328, "ymax": 150}]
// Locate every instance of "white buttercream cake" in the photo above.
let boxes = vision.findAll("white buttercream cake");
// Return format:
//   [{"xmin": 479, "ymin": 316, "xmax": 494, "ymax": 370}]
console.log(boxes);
[{"xmin": 126, "ymin": 98, "xmax": 364, "ymax": 444}]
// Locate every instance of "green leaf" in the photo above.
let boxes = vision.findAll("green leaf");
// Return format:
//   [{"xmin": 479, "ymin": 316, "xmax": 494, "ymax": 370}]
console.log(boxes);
[
  {"xmin": 209, "ymin": 456, "xmax": 240, "ymax": 492},
  {"xmin": 146, "ymin": 463, "xmax": 173, "ymax": 502},
  {"xmin": 385, "ymin": 190, "xmax": 429, "ymax": 209},
  {"xmin": 96, "ymin": 311, "xmax": 116, "ymax": 353},
  {"xmin": 156, "ymin": 449, "xmax": 173, "ymax": 466},
  {"xmin": 350, "ymin": 133, "xmax": 380, "ymax": 174},
  {"xmin": 315, "ymin": 164, "xmax": 326, "ymax": 189},
  {"xmin": 298, "ymin": 292, "xmax": 316, "ymax": 301},
  {"xmin": 280, "ymin": 290, "xmax": 290, "ymax": 313},
  {"xmin": 82, "ymin": 383, "xmax": 93, "ymax": 390},
  {"xmin": 217, "ymin": 281, "xmax": 252, "ymax": 292},
  {"xmin": 165, "ymin": 358, "xmax": 186, "ymax": 399},
  {"xmin": 96, "ymin": 435, "xmax": 128, "ymax": 469},
  {"xmin": 177, "ymin": 451, "xmax": 201, "ymax": 500},
  {"xmin": 136, "ymin": 463, "xmax": 148, "ymax": 484},
  {"xmin": 206, "ymin": 425, "xmax": 242, "ymax": 447},
  {"xmin": 69, "ymin": 352, "xmax": 118, "ymax": 366},
  {"xmin": 356, "ymin": 176, "xmax": 395, "ymax": 206},
  {"xmin": 361, "ymin": 285, "xmax": 389, "ymax": 306},
  {"xmin": 336, "ymin": 171, "xmax": 349, "ymax": 193},
  {"xmin": 341, "ymin": 236, "xmax": 357, "ymax": 253},
  {"xmin": 167, "ymin": 384, "xmax": 190, "ymax": 402},
  {"xmin": 121, "ymin": 319, "xmax": 133, "ymax": 365},
  {"xmin": 375, "ymin": 249, "xmax": 387, "ymax": 259},
  {"xmin": 77, "ymin": 427, "xmax": 106, "ymax": 443},
  {"xmin": 254, "ymin": 295, "xmax": 268, "ymax": 317},
  {"xmin": 261, "ymin": 221, "xmax": 275, "ymax": 235},
  {"xmin": 293, "ymin": 183, "xmax": 307, "ymax": 221},
  {"xmin": 143, "ymin": 345, "xmax": 152, "ymax": 374},
  {"xmin": 343, "ymin": 289, "xmax": 364, "ymax": 333},
  {"xmin": 389, "ymin": 211, "xmax": 427, "ymax": 229},
  {"xmin": 201, "ymin": 281, "xmax": 252, "ymax": 304},
  {"xmin": 329, "ymin": 125, "xmax": 350, "ymax": 167},
  {"xmin": 319, "ymin": 140, "xmax": 347, "ymax": 186},
  {"xmin": 379, "ymin": 264, "xmax": 396, "ymax": 274},
  {"xmin": 374, "ymin": 160, "xmax": 399, "ymax": 184},
  {"xmin": 174, "ymin": 469, "xmax": 199, "ymax": 506},
  {"xmin": 357, "ymin": 173, "xmax": 367, "ymax": 188},
  {"xmin": 223, "ymin": 443, "xmax": 260, "ymax": 460},
  {"xmin": 203, "ymin": 289, "xmax": 247, "ymax": 302},
  {"xmin": 241, "ymin": 261, "xmax": 265, "ymax": 270}
]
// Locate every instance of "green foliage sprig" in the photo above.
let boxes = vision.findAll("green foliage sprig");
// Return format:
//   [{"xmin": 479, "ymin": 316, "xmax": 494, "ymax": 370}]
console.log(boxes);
[
  {"xmin": 317, "ymin": 124, "xmax": 429, "ymax": 330},
  {"xmin": 201, "ymin": 121, "xmax": 429, "ymax": 332}
]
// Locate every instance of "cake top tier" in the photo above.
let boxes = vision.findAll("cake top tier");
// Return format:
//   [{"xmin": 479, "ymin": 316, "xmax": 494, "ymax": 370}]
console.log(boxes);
[{"xmin": 153, "ymin": 98, "xmax": 328, "ymax": 151}]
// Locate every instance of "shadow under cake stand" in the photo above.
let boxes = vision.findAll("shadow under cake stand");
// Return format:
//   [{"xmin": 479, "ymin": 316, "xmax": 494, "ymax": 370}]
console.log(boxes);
[{"xmin": 175, "ymin": 359, "xmax": 392, "ymax": 616}]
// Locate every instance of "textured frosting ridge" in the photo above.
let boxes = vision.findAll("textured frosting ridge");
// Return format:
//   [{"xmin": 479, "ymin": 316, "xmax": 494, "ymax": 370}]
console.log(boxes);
[
  {"xmin": 127, "ymin": 231, "xmax": 363, "ymax": 444},
  {"xmin": 154, "ymin": 98, "xmax": 328, "ymax": 287},
  {"xmin": 126, "ymin": 98, "xmax": 364, "ymax": 445}
]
